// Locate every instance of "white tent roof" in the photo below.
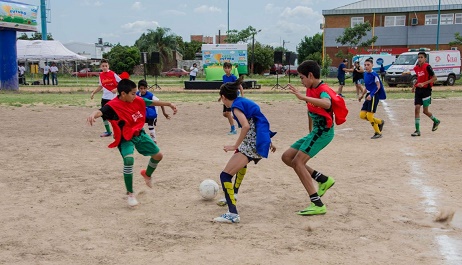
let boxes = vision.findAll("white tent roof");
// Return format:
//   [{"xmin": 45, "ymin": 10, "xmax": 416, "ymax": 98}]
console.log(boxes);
[{"xmin": 17, "ymin": 40, "xmax": 88, "ymax": 61}]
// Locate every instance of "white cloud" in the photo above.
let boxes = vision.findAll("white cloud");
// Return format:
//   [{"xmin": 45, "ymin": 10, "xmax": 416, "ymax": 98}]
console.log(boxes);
[
  {"xmin": 281, "ymin": 6, "xmax": 319, "ymax": 17},
  {"xmin": 81, "ymin": 0, "xmax": 103, "ymax": 6},
  {"xmin": 164, "ymin": 10, "xmax": 186, "ymax": 16},
  {"xmin": 194, "ymin": 5, "xmax": 222, "ymax": 13},
  {"xmin": 131, "ymin": 2, "xmax": 142, "ymax": 10},
  {"xmin": 101, "ymin": 32, "xmax": 120, "ymax": 38},
  {"xmin": 121, "ymin": 20, "xmax": 159, "ymax": 34}
]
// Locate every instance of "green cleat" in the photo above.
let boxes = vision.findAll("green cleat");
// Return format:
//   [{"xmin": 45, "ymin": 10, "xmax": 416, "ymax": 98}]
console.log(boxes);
[
  {"xmin": 432, "ymin": 120, "xmax": 440, "ymax": 131},
  {"xmin": 318, "ymin": 177, "xmax": 335, "ymax": 197},
  {"xmin": 411, "ymin": 131, "xmax": 421, "ymax": 137},
  {"xmin": 297, "ymin": 203, "xmax": 326, "ymax": 216}
]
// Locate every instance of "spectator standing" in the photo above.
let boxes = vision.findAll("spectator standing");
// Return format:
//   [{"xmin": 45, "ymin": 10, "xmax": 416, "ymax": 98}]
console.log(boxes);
[
  {"xmin": 189, "ymin": 63, "xmax": 199, "ymax": 81},
  {"xmin": 42, "ymin": 63, "xmax": 50, "ymax": 85},
  {"xmin": 18, "ymin": 63, "xmax": 26, "ymax": 85},
  {"xmin": 50, "ymin": 63, "xmax": 59, "ymax": 85}
]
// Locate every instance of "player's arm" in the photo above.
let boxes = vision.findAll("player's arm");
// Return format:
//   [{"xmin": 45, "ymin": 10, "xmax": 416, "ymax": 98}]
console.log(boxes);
[
  {"xmin": 239, "ymin": 84, "xmax": 244, "ymax": 97},
  {"xmin": 143, "ymin": 98, "xmax": 177, "ymax": 115},
  {"xmin": 90, "ymin": 85, "xmax": 103, "ymax": 99},
  {"xmin": 427, "ymin": 65, "xmax": 437, "ymax": 84},
  {"xmin": 87, "ymin": 110, "xmax": 103, "ymax": 125},
  {"xmin": 223, "ymin": 109, "xmax": 248, "ymax": 152},
  {"xmin": 160, "ymin": 106, "xmax": 171, "ymax": 119},
  {"xmin": 286, "ymin": 84, "xmax": 331, "ymax": 109}
]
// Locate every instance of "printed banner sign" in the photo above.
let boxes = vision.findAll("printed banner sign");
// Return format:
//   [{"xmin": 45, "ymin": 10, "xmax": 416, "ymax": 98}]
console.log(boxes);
[{"xmin": 0, "ymin": 1, "xmax": 38, "ymax": 31}]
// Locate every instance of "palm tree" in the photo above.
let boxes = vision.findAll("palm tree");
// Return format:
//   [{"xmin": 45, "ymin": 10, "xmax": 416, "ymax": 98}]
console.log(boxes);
[{"xmin": 135, "ymin": 27, "xmax": 178, "ymax": 75}]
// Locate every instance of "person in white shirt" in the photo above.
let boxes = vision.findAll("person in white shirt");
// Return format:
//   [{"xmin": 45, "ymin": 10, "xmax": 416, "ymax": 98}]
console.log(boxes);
[
  {"xmin": 189, "ymin": 63, "xmax": 199, "ymax": 81},
  {"xmin": 42, "ymin": 63, "xmax": 50, "ymax": 85},
  {"xmin": 50, "ymin": 63, "xmax": 59, "ymax": 85},
  {"xmin": 18, "ymin": 64, "xmax": 26, "ymax": 85}
]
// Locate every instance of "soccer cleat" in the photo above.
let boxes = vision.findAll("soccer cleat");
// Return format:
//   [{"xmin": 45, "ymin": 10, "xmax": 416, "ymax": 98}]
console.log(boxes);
[
  {"xmin": 213, "ymin": 212, "xmax": 240, "ymax": 223},
  {"xmin": 127, "ymin": 193, "xmax": 139, "ymax": 207},
  {"xmin": 378, "ymin": 120, "xmax": 385, "ymax": 133},
  {"xmin": 432, "ymin": 120, "xmax": 440, "ymax": 131},
  {"xmin": 140, "ymin": 169, "xmax": 152, "ymax": 188},
  {"xmin": 228, "ymin": 130, "xmax": 238, "ymax": 135},
  {"xmin": 318, "ymin": 177, "xmax": 335, "ymax": 197},
  {"xmin": 411, "ymin": 131, "xmax": 421, "ymax": 137},
  {"xmin": 338, "ymin": 93, "xmax": 345, "ymax": 98},
  {"xmin": 297, "ymin": 203, "xmax": 326, "ymax": 216},
  {"xmin": 100, "ymin": 132, "xmax": 112, "ymax": 137},
  {"xmin": 216, "ymin": 194, "xmax": 238, "ymax": 206},
  {"xmin": 371, "ymin": 133, "xmax": 382, "ymax": 139}
]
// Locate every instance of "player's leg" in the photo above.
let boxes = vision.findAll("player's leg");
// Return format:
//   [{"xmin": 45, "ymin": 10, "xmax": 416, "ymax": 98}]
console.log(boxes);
[
  {"xmin": 147, "ymin": 118, "xmax": 157, "ymax": 142},
  {"xmin": 135, "ymin": 132, "xmax": 161, "ymax": 188},
  {"xmin": 422, "ymin": 95, "xmax": 440, "ymax": 131},
  {"xmin": 100, "ymin": 99, "xmax": 112, "ymax": 137},
  {"xmin": 223, "ymin": 105, "xmax": 236, "ymax": 134},
  {"xmin": 214, "ymin": 153, "xmax": 248, "ymax": 223},
  {"xmin": 119, "ymin": 140, "xmax": 138, "ymax": 206}
]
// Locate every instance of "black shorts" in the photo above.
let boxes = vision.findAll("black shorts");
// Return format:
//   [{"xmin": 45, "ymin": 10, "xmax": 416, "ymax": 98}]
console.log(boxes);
[
  {"xmin": 337, "ymin": 78, "xmax": 345, "ymax": 86},
  {"xmin": 101, "ymin": 98, "xmax": 111, "ymax": 107},
  {"xmin": 414, "ymin": 88, "xmax": 432, "ymax": 106},
  {"xmin": 223, "ymin": 104, "xmax": 231, "ymax": 112},
  {"xmin": 146, "ymin": 118, "xmax": 158, "ymax": 126},
  {"xmin": 361, "ymin": 94, "xmax": 380, "ymax": 113}
]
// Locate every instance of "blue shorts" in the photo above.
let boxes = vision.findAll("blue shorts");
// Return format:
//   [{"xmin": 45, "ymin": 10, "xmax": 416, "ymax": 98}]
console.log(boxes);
[{"xmin": 337, "ymin": 77, "xmax": 345, "ymax": 86}]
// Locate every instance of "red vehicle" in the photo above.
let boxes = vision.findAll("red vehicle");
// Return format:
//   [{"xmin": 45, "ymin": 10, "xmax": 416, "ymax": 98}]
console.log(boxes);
[
  {"xmin": 161, "ymin": 68, "xmax": 189, "ymax": 77},
  {"xmin": 285, "ymin": 65, "xmax": 298, "ymax": 76},
  {"xmin": 71, "ymin": 68, "xmax": 102, "ymax": 77}
]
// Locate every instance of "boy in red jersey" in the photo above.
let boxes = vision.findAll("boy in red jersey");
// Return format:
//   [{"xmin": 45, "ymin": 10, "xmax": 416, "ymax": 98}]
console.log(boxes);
[
  {"xmin": 87, "ymin": 79, "xmax": 177, "ymax": 207},
  {"xmin": 410, "ymin": 51, "xmax": 440, "ymax": 136},
  {"xmin": 90, "ymin": 59, "xmax": 121, "ymax": 137}
]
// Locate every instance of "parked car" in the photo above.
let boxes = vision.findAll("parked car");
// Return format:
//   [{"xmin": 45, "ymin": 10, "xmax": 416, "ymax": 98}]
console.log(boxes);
[
  {"xmin": 284, "ymin": 65, "xmax": 298, "ymax": 76},
  {"xmin": 161, "ymin": 68, "xmax": 189, "ymax": 77},
  {"xmin": 269, "ymin": 64, "xmax": 284, "ymax": 75},
  {"xmin": 327, "ymin": 66, "xmax": 338, "ymax": 78},
  {"xmin": 71, "ymin": 68, "xmax": 102, "ymax": 77}
]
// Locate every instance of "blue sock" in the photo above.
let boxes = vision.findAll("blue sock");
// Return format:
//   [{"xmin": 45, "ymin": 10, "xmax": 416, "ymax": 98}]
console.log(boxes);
[
  {"xmin": 220, "ymin": 171, "xmax": 237, "ymax": 214},
  {"xmin": 231, "ymin": 125, "xmax": 236, "ymax": 131}
]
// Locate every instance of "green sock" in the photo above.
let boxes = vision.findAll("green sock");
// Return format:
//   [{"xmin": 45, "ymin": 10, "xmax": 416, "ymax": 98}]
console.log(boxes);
[
  {"xmin": 415, "ymin": 118, "xmax": 420, "ymax": 132},
  {"xmin": 430, "ymin": 115, "xmax": 439, "ymax": 122},
  {"xmin": 103, "ymin": 119, "xmax": 112, "ymax": 133},
  {"xmin": 123, "ymin": 165, "xmax": 133, "ymax": 193},
  {"xmin": 145, "ymin": 158, "xmax": 160, "ymax": 177}
]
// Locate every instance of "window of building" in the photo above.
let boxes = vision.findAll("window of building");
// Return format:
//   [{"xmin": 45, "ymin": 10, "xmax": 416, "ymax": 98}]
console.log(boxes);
[
  {"xmin": 351, "ymin": 17, "xmax": 364, "ymax": 27},
  {"xmin": 385, "ymin": 15, "xmax": 406, "ymax": 26},
  {"xmin": 456, "ymin": 13, "xmax": 462, "ymax": 24},
  {"xmin": 425, "ymin": 14, "xmax": 438, "ymax": 25},
  {"xmin": 440, "ymin": 13, "xmax": 454, "ymax": 24}
]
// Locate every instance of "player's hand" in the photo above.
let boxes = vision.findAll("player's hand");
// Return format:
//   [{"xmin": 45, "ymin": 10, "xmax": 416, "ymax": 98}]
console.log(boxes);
[
  {"xmin": 90, "ymin": 92, "xmax": 94, "ymax": 100},
  {"xmin": 87, "ymin": 115, "xmax": 96, "ymax": 126},
  {"xmin": 287, "ymin": 84, "xmax": 305, "ymax": 100},
  {"xmin": 270, "ymin": 143, "xmax": 276, "ymax": 153},
  {"xmin": 164, "ymin": 113, "xmax": 171, "ymax": 120},
  {"xmin": 366, "ymin": 95, "xmax": 371, "ymax": 101},
  {"xmin": 411, "ymin": 87, "xmax": 416, "ymax": 93},
  {"xmin": 169, "ymin": 103, "xmax": 178, "ymax": 115},
  {"xmin": 223, "ymin": 145, "xmax": 236, "ymax": 152},
  {"xmin": 358, "ymin": 96, "xmax": 363, "ymax": 102},
  {"xmin": 417, "ymin": 83, "xmax": 424, "ymax": 88}
]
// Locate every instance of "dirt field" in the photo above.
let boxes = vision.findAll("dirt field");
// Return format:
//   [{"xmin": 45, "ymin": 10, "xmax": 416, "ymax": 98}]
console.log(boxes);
[{"xmin": 0, "ymin": 95, "xmax": 461, "ymax": 264}]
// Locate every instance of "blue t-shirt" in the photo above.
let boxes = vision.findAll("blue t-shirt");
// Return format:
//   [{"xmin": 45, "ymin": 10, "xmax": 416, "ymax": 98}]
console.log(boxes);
[
  {"xmin": 337, "ymin": 63, "xmax": 346, "ymax": 79},
  {"xmin": 136, "ymin": 91, "xmax": 157, "ymax": 119},
  {"xmin": 223, "ymin": 74, "xmax": 237, "ymax": 83}
]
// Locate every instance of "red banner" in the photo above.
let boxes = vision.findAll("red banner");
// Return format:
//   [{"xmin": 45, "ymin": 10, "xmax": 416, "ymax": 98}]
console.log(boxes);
[{"xmin": 348, "ymin": 47, "xmax": 410, "ymax": 55}]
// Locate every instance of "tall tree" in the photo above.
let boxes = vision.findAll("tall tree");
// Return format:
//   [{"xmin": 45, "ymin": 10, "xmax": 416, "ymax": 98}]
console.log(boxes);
[
  {"xmin": 449, "ymin": 32, "xmax": 462, "ymax": 46},
  {"xmin": 249, "ymin": 42, "xmax": 275, "ymax": 74},
  {"xmin": 103, "ymin": 44, "xmax": 140, "ymax": 75},
  {"xmin": 297, "ymin": 33, "xmax": 323, "ymax": 64},
  {"xmin": 134, "ymin": 27, "xmax": 178, "ymax": 74},
  {"xmin": 226, "ymin": 26, "xmax": 258, "ymax": 44},
  {"xmin": 183, "ymin": 40, "xmax": 203, "ymax": 60},
  {"xmin": 335, "ymin": 21, "xmax": 378, "ymax": 59}
]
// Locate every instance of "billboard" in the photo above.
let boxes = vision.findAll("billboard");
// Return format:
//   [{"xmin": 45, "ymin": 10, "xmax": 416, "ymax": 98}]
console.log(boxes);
[
  {"xmin": 202, "ymin": 44, "xmax": 248, "ymax": 77},
  {"xmin": 0, "ymin": 1, "xmax": 38, "ymax": 31}
]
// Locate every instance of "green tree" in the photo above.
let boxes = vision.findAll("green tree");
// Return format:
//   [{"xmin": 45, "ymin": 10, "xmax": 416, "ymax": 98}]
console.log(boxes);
[
  {"xmin": 335, "ymin": 21, "xmax": 378, "ymax": 60},
  {"xmin": 183, "ymin": 40, "xmax": 203, "ymax": 60},
  {"xmin": 297, "ymin": 33, "xmax": 323, "ymax": 63},
  {"xmin": 226, "ymin": 26, "xmax": 258, "ymax": 43},
  {"xmin": 248, "ymin": 42, "xmax": 275, "ymax": 74},
  {"xmin": 17, "ymin": 32, "xmax": 54, "ymax": 40},
  {"xmin": 321, "ymin": 54, "xmax": 333, "ymax": 77},
  {"xmin": 449, "ymin": 32, "xmax": 462, "ymax": 46},
  {"xmin": 134, "ymin": 27, "xmax": 178, "ymax": 74},
  {"xmin": 103, "ymin": 44, "xmax": 140, "ymax": 74}
]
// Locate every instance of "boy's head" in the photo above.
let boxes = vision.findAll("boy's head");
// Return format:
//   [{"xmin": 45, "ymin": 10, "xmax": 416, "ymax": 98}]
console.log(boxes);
[
  {"xmin": 100, "ymin": 59, "xmax": 109, "ymax": 72},
  {"xmin": 417, "ymin": 51, "xmax": 427, "ymax": 64},
  {"xmin": 364, "ymin": 57, "xmax": 374, "ymax": 72},
  {"xmin": 223, "ymin": 62, "xmax": 232, "ymax": 75},
  {"xmin": 118, "ymin": 79, "xmax": 137, "ymax": 102},
  {"xmin": 138, "ymin": 79, "xmax": 148, "ymax": 95},
  {"xmin": 297, "ymin": 60, "xmax": 321, "ymax": 79}
]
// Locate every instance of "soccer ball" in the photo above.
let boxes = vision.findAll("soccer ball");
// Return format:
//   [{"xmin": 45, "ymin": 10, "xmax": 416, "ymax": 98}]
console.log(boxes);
[{"xmin": 199, "ymin": 179, "xmax": 219, "ymax": 200}]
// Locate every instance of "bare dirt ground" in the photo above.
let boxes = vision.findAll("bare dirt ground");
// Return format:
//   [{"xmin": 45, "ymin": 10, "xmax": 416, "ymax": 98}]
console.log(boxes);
[{"xmin": 0, "ymin": 92, "xmax": 462, "ymax": 264}]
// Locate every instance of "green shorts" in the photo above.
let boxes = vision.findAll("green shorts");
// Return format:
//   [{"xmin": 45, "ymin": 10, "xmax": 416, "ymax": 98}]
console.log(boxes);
[
  {"xmin": 118, "ymin": 130, "xmax": 160, "ymax": 158},
  {"xmin": 291, "ymin": 126, "xmax": 334, "ymax": 158}
]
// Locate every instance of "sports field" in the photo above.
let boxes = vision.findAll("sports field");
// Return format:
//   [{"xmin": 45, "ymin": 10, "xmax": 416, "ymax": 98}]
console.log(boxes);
[{"xmin": 0, "ymin": 85, "xmax": 461, "ymax": 264}]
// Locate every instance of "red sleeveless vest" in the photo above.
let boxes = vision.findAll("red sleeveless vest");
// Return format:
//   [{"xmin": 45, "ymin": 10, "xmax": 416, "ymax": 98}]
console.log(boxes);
[
  {"xmin": 306, "ymin": 83, "xmax": 348, "ymax": 128},
  {"xmin": 414, "ymin": 63, "xmax": 433, "ymax": 88},
  {"xmin": 99, "ymin": 70, "xmax": 118, "ymax": 90},
  {"xmin": 106, "ymin": 97, "xmax": 146, "ymax": 148}
]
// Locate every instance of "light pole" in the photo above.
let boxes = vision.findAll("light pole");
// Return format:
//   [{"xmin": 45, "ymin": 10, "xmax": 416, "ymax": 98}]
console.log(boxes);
[
  {"xmin": 227, "ymin": 0, "xmax": 229, "ymax": 34},
  {"xmin": 251, "ymin": 29, "xmax": 262, "ymax": 75},
  {"xmin": 436, "ymin": 0, "xmax": 441, "ymax": 50}
]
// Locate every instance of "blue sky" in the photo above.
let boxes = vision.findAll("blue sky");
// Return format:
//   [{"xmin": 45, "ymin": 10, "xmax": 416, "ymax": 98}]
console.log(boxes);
[{"xmin": 18, "ymin": 0, "xmax": 355, "ymax": 51}]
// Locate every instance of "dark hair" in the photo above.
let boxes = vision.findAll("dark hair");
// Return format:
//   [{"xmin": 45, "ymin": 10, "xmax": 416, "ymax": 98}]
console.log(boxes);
[
  {"xmin": 219, "ymin": 76, "xmax": 244, "ymax": 100},
  {"xmin": 418, "ymin": 51, "xmax": 427, "ymax": 58},
  {"xmin": 223, "ymin": 62, "xmax": 232, "ymax": 68},
  {"xmin": 118, "ymin": 79, "xmax": 137, "ymax": 94},
  {"xmin": 343, "ymin": 59, "xmax": 348, "ymax": 62},
  {"xmin": 138, "ymin": 79, "xmax": 148, "ymax": 88},
  {"xmin": 101, "ymin": 59, "xmax": 109, "ymax": 64},
  {"xmin": 297, "ymin": 60, "xmax": 320, "ymax": 79},
  {"xmin": 365, "ymin": 57, "xmax": 374, "ymax": 64}
]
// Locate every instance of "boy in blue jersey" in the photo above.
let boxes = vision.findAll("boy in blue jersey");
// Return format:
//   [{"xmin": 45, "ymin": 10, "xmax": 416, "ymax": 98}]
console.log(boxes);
[
  {"xmin": 221, "ymin": 62, "xmax": 244, "ymax": 135},
  {"xmin": 213, "ymin": 78, "xmax": 276, "ymax": 223},
  {"xmin": 358, "ymin": 57, "xmax": 386, "ymax": 139},
  {"xmin": 136, "ymin": 80, "xmax": 171, "ymax": 143}
]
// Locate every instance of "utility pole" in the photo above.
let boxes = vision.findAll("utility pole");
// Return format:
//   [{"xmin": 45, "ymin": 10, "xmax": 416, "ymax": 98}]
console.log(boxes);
[{"xmin": 251, "ymin": 29, "xmax": 262, "ymax": 75}]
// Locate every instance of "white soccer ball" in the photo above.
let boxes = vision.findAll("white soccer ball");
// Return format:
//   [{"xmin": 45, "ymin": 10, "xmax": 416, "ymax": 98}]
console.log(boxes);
[{"xmin": 199, "ymin": 179, "xmax": 219, "ymax": 200}]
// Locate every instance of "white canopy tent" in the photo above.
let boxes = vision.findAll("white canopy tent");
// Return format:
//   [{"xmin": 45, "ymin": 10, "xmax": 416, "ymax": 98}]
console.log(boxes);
[{"xmin": 17, "ymin": 40, "xmax": 88, "ymax": 61}]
